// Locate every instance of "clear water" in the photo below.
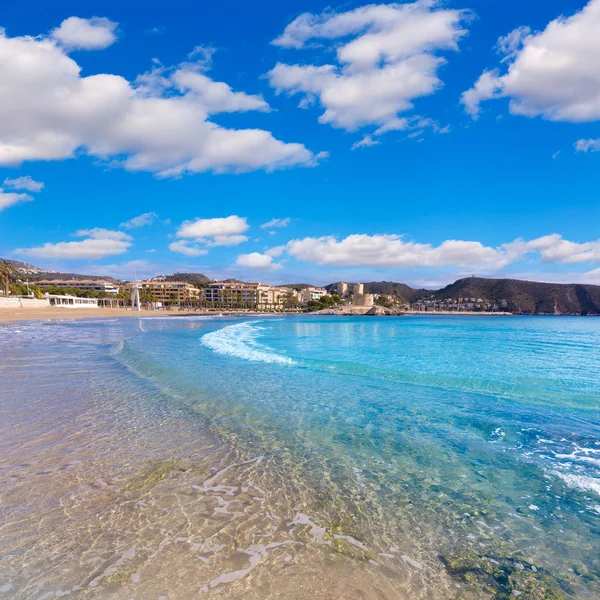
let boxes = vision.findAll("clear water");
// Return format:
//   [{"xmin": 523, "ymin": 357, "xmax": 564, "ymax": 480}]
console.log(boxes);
[{"xmin": 1, "ymin": 315, "xmax": 599, "ymax": 599}]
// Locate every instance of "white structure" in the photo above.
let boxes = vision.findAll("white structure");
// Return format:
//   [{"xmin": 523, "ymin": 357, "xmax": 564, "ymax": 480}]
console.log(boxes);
[
  {"xmin": 299, "ymin": 287, "xmax": 327, "ymax": 305},
  {"xmin": 0, "ymin": 297, "xmax": 50, "ymax": 309},
  {"xmin": 131, "ymin": 281, "xmax": 141, "ymax": 311},
  {"xmin": 47, "ymin": 295, "xmax": 98, "ymax": 308},
  {"xmin": 37, "ymin": 280, "xmax": 119, "ymax": 295}
]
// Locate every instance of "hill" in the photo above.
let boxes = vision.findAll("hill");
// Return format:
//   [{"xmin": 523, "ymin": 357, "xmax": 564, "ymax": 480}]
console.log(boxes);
[
  {"xmin": 0, "ymin": 258, "xmax": 50, "ymax": 274},
  {"xmin": 161, "ymin": 273, "xmax": 211, "ymax": 284},
  {"xmin": 326, "ymin": 281, "xmax": 428, "ymax": 303},
  {"xmin": 431, "ymin": 277, "xmax": 600, "ymax": 315}
]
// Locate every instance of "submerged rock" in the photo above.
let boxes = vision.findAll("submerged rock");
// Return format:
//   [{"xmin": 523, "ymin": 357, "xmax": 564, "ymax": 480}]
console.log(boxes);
[{"xmin": 440, "ymin": 551, "xmax": 566, "ymax": 599}]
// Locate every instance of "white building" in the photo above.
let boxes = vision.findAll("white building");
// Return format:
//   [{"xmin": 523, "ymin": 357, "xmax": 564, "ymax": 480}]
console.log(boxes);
[
  {"xmin": 46, "ymin": 294, "xmax": 99, "ymax": 308},
  {"xmin": 299, "ymin": 287, "xmax": 327, "ymax": 305}
]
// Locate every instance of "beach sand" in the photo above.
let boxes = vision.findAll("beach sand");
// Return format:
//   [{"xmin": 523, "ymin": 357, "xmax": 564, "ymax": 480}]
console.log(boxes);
[{"xmin": 0, "ymin": 307, "xmax": 151, "ymax": 323}]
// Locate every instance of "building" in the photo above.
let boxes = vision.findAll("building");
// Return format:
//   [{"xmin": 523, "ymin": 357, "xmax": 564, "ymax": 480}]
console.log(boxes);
[
  {"xmin": 37, "ymin": 279, "xmax": 120, "ymax": 295},
  {"xmin": 352, "ymin": 283, "xmax": 374, "ymax": 308},
  {"xmin": 336, "ymin": 282, "xmax": 348, "ymax": 297},
  {"xmin": 121, "ymin": 281, "xmax": 201, "ymax": 305},
  {"xmin": 203, "ymin": 282, "xmax": 297, "ymax": 310},
  {"xmin": 299, "ymin": 287, "xmax": 327, "ymax": 305},
  {"xmin": 46, "ymin": 294, "xmax": 99, "ymax": 308}
]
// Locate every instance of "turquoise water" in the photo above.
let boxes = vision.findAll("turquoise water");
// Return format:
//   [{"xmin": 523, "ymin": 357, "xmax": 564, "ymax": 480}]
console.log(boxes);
[{"xmin": 1, "ymin": 315, "xmax": 599, "ymax": 598}]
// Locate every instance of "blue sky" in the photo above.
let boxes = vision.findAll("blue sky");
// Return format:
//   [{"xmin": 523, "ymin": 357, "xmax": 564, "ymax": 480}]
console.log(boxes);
[{"xmin": 0, "ymin": 0, "xmax": 599, "ymax": 286}]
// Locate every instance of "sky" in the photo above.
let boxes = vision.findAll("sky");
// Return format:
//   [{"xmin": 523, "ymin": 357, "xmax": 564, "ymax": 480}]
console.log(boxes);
[{"xmin": 0, "ymin": 0, "xmax": 599, "ymax": 287}]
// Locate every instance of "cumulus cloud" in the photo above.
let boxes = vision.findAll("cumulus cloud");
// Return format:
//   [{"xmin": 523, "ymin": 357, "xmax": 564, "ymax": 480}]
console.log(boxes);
[
  {"xmin": 0, "ymin": 189, "xmax": 33, "ymax": 211},
  {"xmin": 0, "ymin": 24, "xmax": 324, "ymax": 176},
  {"xmin": 177, "ymin": 215, "xmax": 248, "ymax": 238},
  {"xmin": 120, "ymin": 211, "xmax": 158, "ymax": 229},
  {"xmin": 3, "ymin": 175, "xmax": 44, "ymax": 192},
  {"xmin": 16, "ymin": 228, "xmax": 132, "ymax": 259},
  {"xmin": 168, "ymin": 240, "xmax": 208, "ymax": 257},
  {"xmin": 462, "ymin": 0, "xmax": 600, "ymax": 121},
  {"xmin": 279, "ymin": 232, "xmax": 600, "ymax": 270},
  {"xmin": 260, "ymin": 217, "xmax": 291, "ymax": 229},
  {"xmin": 51, "ymin": 17, "xmax": 118, "ymax": 51},
  {"xmin": 175, "ymin": 215, "xmax": 250, "ymax": 249},
  {"xmin": 268, "ymin": 1, "xmax": 469, "ymax": 142},
  {"xmin": 286, "ymin": 234, "xmax": 509, "ymax": 268},
  {"xmin": 505, "ymin": 234, "xmax": 600, "ymax": 264},
  {"xmin": 575, "ymin": 139, "xmax": 600, "ymax": 152},
  {"xmin": 236, "ymin": 252, "xmax": 280, "ymax": 270}
]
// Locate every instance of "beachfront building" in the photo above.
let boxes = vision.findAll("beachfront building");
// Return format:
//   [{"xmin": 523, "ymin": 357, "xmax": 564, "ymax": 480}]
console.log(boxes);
[
  {"xmin": 46, "ymin": 294, "xmax": 99, "ymax": 308},
  {"xmin": 37, "ymin": 279, "xmax": 120, "ymax": 295},
  {"xmin": 299, "ymin": 287, "xmax": 327, "ymax": 305},
  {"xmin": 121, "ymin": 281, "xmax": 201, "ymax": 306},
  {"xmin": 203, "ymin": 282, "xmax": 297, "ymax": 311}
]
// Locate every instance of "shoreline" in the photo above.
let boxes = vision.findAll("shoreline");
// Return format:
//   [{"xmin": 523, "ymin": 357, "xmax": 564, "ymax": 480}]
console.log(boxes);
[{"xmin": 3, "ymin": 307, "xmax": 594, "ymax": 324}]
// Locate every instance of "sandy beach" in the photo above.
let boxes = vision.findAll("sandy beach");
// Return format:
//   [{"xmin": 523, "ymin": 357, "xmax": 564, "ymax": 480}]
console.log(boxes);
[
  {"xmin": 0, "ymin": 307, "xmax": 151, "ymax": 323},
  {"xmin": 0, "ymin": 308, "xmax": 277, "ymax": 323}
]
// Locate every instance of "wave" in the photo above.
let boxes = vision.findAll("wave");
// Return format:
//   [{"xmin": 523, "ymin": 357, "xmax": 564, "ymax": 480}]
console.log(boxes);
[
  {"xmin": 201, "ymin": 322, "xmax": 293, "ymax": 366},
  {"xmin": 552, "ymin": 471, "xmax": 600, "ymax": 497}
]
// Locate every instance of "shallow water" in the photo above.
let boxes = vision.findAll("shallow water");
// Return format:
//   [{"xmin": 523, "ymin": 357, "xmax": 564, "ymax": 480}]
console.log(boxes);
[{"xmin": 0, "ymin": 315, "xmax": 599, "ymax": 599}]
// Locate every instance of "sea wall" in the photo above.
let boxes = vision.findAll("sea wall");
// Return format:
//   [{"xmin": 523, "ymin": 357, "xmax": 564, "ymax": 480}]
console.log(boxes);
[{"xmin": 0, "ymin": 297, "xmax": 50, "ymax": 309}]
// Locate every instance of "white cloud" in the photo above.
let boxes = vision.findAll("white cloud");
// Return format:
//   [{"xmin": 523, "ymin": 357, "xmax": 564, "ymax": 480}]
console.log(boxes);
[
  {"xmin": 0, "ymin": 189, "xmax": 32, "ymax": 211},
  {"xmin": 3, "ymin": 175, "xmax": 44, "ymax": 192},
  {"xmin": 175, "ymin": 215, "xmax": 250, "ymax": 250},
  {"xmin": 582, "ymin": 267, "xmax": 600, "ymax": 283},
  {"xmin": 51, "ymin": 17, "xmax": 118, "ymax": 51},
  {"xmin": 352, "ymin": 135, "xmax": 380, "ymax": 150},
  {"xmin": 168, "ymin": 240, "xmax": 208, "ymax": 257},
  {"xmin": 265, "ymin": 245, "xmax": 285, "ymax": 257},
  {"xmin": 575, "ymin": 139, "xmax": 600, "ymax": 152},
  {"xmin": 236, "ymin": 252, "xmax": 280, "ymax": 270},
  {"xmin": 268, "ymin": 1, "xmax": 469, "ymax": 140},
  {"xmin": 16, "ymin": 228, "xmax": 132, "ymax": 260},
  {"xmin": 177, "ymin": 215, "xmax": 248, "ymax": 238},
  {"xmin": 281, "ymin": 232, "xmax": 600, "ymax": 270},
  {"xmin": 0, "ymin": 26, "xmax": 324, "ymax": 176},
  {"xmin": 120, "ymin": 211, "xmax": 158, "ymax": 229},
  {"xmin": 505, "ymin": 234, "xmax": 600, "ymax": 264},
  {"xmin": 208, "ymin": 234, "xmax": 249, "ymax": 247},
  {"xmin": 286, "ymin": 234, "xmax": 509, "ymax": 268},
  {"xmin": 462, "ymin": 0, "xmax": 600, "ymax": 121},
  {"xmin": 260, "ymin": 217, "xmax": 291, "ymax": 229}
]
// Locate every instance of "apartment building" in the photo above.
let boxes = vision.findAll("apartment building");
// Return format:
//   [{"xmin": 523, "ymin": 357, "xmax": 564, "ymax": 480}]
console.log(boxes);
[
  {"xmin": 203, "ymin": 282, "xmax": 297, "ymax": 310},
  {"xmin": 121, "ymin": 281, "xmax": 201, "ymax": 304},
  {"xmin": 299, "ymin": 287, "xmax": 327, "ymax": 305},
  {"xmin": 37, "ymin": 279, "xmax": 120, "ymax": 295}
]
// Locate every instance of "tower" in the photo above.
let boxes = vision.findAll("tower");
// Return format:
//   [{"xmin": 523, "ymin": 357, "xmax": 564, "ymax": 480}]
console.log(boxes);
[{"xmin": 131, "ymin": 281, "xmax": 141, "ymax": 311}]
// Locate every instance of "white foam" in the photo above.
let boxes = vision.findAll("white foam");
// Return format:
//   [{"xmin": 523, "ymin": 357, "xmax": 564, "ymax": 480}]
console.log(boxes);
[
  {"xmin": 553, "ymin": 471, "xmax": 600, "ymax": 496},
  {"xmin": 201, "ymin": 322, "xmax": 293, "ymax": 365}
]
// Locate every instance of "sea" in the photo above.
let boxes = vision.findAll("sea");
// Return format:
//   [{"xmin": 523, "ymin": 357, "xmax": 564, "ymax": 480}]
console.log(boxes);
[{"xmin": 0, "ymin": 315, "xmax": 599, "ymax": 599}]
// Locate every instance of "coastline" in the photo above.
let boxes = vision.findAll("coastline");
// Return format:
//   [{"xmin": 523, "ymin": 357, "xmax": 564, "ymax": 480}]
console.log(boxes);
[{"xmin": 0, "ymin": 307, "xmax": 270, "ymax": 324}]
